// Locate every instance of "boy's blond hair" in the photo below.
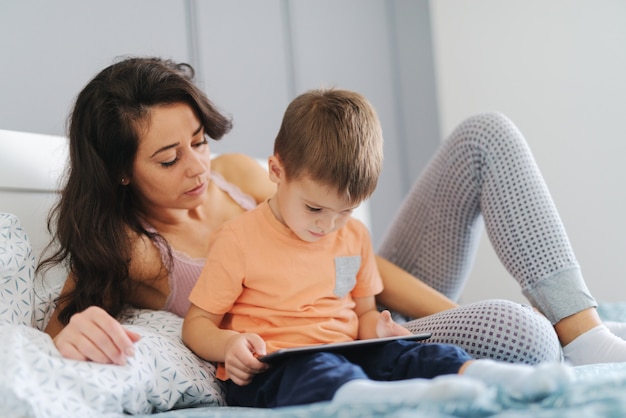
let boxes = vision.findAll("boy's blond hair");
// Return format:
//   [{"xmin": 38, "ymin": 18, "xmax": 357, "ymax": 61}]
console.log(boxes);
[{"xmin": 273, "ymin": 88, "xmax": 383, "ymax": 203}]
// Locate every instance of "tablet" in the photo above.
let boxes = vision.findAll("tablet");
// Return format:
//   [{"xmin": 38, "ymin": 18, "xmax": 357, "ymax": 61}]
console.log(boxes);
[{"xmin": 258, "ymin": 333, "xmax": 432, "ymax": 363}]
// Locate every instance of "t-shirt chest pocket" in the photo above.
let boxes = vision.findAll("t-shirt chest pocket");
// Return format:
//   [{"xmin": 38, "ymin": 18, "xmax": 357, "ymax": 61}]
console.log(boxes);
[{"xmin": 333, "ymin": 256, "xmax": 361, "ymax": 298}]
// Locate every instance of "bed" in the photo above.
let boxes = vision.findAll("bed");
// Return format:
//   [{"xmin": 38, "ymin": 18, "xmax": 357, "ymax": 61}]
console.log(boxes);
[{"xmin": 2, "ymin": 128, "xmax": 626, "ymax": 418}]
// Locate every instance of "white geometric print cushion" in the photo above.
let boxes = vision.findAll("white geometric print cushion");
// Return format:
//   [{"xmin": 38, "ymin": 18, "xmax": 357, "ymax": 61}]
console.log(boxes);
[
  {"xmin": 0, "ymin": 212, "xmax": 36, "ymax": 326},
  {"xmin": 0, "ymin": 212, "xmax": 226, "ymax": 414}
]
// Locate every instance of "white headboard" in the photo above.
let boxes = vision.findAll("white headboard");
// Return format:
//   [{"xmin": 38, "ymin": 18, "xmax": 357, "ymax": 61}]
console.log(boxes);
[
  {"xmin": 0, "ymin": 129, "xmax": 68, "ymax": 255},
  {"xmin": 0, "ymin": 129, "xmax": 68, "ymax": 193}
]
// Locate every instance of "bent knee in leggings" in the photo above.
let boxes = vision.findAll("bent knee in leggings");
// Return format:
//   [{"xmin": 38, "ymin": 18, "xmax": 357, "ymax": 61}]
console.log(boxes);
[
  {"xmin": 453, "ymin": 112, "xmax": 528, "ymax": 154},
  {"xmin": 402, "ymin": 299, "xmax": 562, "ymax": 364}
]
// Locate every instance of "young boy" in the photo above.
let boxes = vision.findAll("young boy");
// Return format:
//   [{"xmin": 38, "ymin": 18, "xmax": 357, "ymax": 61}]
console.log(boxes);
[{"xmin": 182, "ymin": 88, "xmax": 572, "ymax": 408}]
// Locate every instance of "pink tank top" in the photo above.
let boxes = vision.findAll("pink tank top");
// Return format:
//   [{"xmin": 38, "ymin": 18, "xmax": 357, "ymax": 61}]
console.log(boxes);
[{"xmin": 152, "ymin": 171, "xmax": 257, "ymax": 317}]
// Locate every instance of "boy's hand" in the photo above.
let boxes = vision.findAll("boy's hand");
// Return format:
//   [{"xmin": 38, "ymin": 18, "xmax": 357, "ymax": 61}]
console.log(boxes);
[
  {"xmin": 224, "ymin": 333, "xmax": 269, "ymax": 386},
  {"xmin": 376, "ymin": 310, "xmax": 412, "ymax": 338}
]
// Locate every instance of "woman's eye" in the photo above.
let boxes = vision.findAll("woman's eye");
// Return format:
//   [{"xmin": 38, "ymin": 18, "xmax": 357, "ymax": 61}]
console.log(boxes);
[
  {"xmin": 306, "ymin": 205, "xmax": 321, "ymax": 213},
  {"xmin": 193, "ymin": 138, "xmax": 209, "ymax": 148},
  {"xmin": 160, "ymin": 158, "xmax": 178, "ymax": 167}
]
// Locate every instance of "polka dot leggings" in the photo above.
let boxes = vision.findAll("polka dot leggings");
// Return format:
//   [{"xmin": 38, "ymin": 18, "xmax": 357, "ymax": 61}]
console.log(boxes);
[{"xmin": 378, "ymin": 112, "xmax": 597, "ymax": 364}]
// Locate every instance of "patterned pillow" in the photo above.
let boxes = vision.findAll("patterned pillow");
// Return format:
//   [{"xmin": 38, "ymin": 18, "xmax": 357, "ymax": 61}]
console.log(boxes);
[
  {"xmin": 123, "ymin": 309, "xmax": 226, "ymax": 409},
  {"xmin": 0, "ymin": 212, "xmax": 36, "ymax": 326},
  {"xmin": 0, "ymin": 212, "xmax": 226, "ymax": 412}
]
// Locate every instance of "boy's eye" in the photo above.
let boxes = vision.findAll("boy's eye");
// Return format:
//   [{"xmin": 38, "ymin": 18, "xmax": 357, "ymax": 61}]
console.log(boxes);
[{"xmin": 306, "ymin": 205, "xmax": 321, "ymax": 212}]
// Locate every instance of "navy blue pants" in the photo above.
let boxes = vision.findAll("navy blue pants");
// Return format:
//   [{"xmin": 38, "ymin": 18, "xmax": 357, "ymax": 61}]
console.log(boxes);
[{"xmin": 225, "ymin": 340, "xmax": 472, "ymax": 408}]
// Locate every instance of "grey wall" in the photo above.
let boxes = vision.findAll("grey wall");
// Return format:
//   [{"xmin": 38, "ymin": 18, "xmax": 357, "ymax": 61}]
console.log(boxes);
[
  {"xmin": 431, "ymin": 0, "xmax": 626, "ymax": 304},
  {"xmin": 0, "ymin": 0, "xmax": 440, "ymax": 246}
]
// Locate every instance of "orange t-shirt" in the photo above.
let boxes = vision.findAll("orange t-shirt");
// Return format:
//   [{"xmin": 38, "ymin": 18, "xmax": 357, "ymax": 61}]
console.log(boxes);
[{"xmin": 189, "ymin": 201, "xmax": 383, "ymax": 379}]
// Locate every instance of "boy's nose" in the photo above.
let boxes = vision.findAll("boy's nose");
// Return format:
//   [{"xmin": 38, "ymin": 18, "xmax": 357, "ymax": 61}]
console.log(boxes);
[{"xmin": 317, "ymin": 216, "xmax": 335, "ymax": 232}]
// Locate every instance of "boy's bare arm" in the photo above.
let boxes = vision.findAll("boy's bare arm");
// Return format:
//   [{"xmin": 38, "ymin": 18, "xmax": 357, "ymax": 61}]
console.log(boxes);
[
  {"xmin": 182, "ymin": 304, "xmax": 268, "ymax": 385},
  {"xmin": 354, "ymin": 296, "xmax": 412, "ymax": 340},
  {"xmin": 182, "ymin": 304, "xmax": 235, "ymax": 361},
  {"xmin": 353, "ymin": 295, "xmax": 382, "ymax": 340}
]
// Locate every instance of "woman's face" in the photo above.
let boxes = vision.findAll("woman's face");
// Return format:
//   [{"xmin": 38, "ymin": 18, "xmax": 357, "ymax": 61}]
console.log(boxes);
[{"xmin": 130, "ymin": 102, "xmax": 211, "ymax": 214}]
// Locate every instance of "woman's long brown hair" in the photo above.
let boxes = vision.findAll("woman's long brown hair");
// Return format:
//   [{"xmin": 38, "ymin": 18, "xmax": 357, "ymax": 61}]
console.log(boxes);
[{"xmin": 37, "ymin": 57, "xmax": 232, "ymax": 323}]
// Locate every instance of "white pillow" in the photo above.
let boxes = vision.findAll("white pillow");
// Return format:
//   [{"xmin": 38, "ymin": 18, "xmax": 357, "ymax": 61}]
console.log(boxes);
[
  {"xmin": 0, "ymin": 212, "xmax": 226, "ymax": 413},
  {"xmin": 0, "ymin": 212, "xmax": 36, "ymax": 326}
]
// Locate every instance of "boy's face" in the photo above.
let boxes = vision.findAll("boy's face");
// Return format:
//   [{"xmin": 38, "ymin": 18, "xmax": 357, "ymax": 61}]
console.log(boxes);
[{"xmin": 267, "ymin": 156, "xmax": 360, "ymax": 243}]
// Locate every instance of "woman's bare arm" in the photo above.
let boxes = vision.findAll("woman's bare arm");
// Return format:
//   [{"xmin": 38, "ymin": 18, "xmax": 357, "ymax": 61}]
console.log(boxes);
[
  {"xmin": 44, "ymin": 231, "xmax": 160, "ymax": 364},
  {"xmin": 375, "ymin": 255, "xmax": 458, "ymax": 318},
  {"xmin": 44, "ymin": 274, "xmax": 141, "ymax": 364},
  {"xmin": 211, "ymin": 153, "xmax": 276, "ymax": 204}
]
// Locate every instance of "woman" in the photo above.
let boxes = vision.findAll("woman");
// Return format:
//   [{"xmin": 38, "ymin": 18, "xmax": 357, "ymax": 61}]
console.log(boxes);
[{"xmin": 39, "ymin": 56, "xmax": 626, "ymax": 367}]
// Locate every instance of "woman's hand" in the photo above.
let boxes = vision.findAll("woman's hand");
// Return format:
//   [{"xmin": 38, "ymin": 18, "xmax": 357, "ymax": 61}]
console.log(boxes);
[
  {"xmin": 376, "ymin": 310, "xmax": 412, "ymax": 338},
  {"xmin": 223, "ymin": 333, "xmax": 269, "ymax": 386},
  {"xmin": 51, "ymin": 306, "xmax": 141, "ymax": 365}
]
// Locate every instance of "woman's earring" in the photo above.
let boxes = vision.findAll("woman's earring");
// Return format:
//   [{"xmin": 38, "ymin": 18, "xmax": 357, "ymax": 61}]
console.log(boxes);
[{"xmin": 121, "ymin": 178, "xmax": 129, "ymax": 186}]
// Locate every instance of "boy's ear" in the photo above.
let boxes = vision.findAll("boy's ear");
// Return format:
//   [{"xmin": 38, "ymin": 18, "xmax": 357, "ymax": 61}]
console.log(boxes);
[{"xmin": 267, "ymin": 155, "xmax": 284, "ymax": 184}]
